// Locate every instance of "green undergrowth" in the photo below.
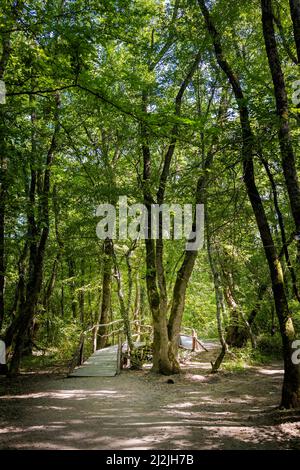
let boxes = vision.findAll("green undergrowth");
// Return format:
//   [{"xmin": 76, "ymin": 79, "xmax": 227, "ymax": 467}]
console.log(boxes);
[
  {"xmin": 221, "ymin": 333, "xmax": 283, "ymax": 372},
  {"xmin": 20, "ymin": 349, "xmax": 70, "ymax": 372}
]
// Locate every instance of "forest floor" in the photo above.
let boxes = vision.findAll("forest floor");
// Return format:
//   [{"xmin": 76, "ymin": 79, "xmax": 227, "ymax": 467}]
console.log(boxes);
[{"xmin": 0, "ymin": 343, "xmax": 300, "ymax": 450}]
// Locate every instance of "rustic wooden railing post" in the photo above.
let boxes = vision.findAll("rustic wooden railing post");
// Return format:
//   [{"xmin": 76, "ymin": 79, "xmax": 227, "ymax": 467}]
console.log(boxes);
[
  {"xmin": 192, "ymin": 329, "xmax": 196, "ymax": 352},
  {"xmin": 117, "ymin": 332, "xmax": 123, "ymax": 374}
]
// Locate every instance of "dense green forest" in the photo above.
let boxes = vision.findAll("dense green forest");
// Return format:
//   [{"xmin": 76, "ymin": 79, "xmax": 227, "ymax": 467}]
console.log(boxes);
[{"xmin": 1, "ymin": 0, "xmax": 300, "ymax": 415}]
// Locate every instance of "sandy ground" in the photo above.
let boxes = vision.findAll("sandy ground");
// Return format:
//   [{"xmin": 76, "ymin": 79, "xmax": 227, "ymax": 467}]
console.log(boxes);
[{"xmin": 0, "ymin": 345, "xmax": 300, "ymax": 450}]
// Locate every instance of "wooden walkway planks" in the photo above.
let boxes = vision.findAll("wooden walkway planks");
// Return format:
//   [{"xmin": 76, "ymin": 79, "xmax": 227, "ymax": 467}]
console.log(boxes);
[
  {"xmin": 69, "ymin": 345, "xmax": 120, "ymax": 377},
  {"xmin": 69, "ymin": 337, "xmax": 211, "ymax": 378}
]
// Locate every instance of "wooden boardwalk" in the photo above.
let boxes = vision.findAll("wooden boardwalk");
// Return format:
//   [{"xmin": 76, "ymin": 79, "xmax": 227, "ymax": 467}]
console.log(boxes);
[
  {"xmin": 69, "ymin": 344, "xmax": 120, "ymax": 377},
  {"xmin": 68, "ymin": 335, "xmax": 210, "ymax": 378}
]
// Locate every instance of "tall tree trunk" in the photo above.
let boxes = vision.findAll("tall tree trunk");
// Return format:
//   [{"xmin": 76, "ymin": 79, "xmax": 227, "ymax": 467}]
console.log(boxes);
[
  {"xmin": 9, "ymin": 95, "xmax": 60, "ymax": 375},
  {"xmin": 0, "ymin": 31, "xmax": 11, "ymax": 331},
  {"xmin": 141, "ymin": 115, "xmax": 173, "ymax": 374},
  {"xmin": 168, "ymin": 75, "xmax": 229, "ymax": 368},
  {"xmin": 261, "ymin": 0, "xmax": 300, "ymax": 250},
  {"xmin": 198, "ymin": 0, "xmax": 300, "ymax": 408},
  {"xmin": 289, "ymin": 0, "xmax": 300, "ymax": 63},
  {"xmin": 141, "ymin": 49, "xmax": 202, "ymax": 374}
]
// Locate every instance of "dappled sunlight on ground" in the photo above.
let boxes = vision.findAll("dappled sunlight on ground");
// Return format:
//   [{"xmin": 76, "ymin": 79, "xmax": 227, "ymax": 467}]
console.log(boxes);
[
  {"xmin": 0, "ymin": 389, "xmax": 125, "ymax": 400},
  {"xmin": 0, "ymin": 351, "xmax": 299, "ymax": 450},
  {"xmin": 256, "ymin": 368, "xmax": 284, "ymax": 376}
]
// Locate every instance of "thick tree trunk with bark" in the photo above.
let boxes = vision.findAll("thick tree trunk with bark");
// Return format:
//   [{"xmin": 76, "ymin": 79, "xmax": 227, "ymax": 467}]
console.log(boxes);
[
  {"xmin": 141, "ymin": 49, "xmax": 203, "ymax": 374},
  {"xmin": 289, "ymin": 0, "xmax": 300, "ymax": 63},
  {"xmin": 198, "ymin": 0, "xmax": 300, "ymax": 408},
  {"xmin": 141, "ymin": 90, "xmax": 176, "ymax": 375},
  {"xmin": 261, "ymin": 0, "xmax": 300, "ymax": 247}
]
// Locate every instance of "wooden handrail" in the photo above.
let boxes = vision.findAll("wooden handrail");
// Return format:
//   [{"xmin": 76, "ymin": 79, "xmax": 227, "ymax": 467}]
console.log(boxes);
[
  {"xmin": 88, "ymin": 319, "xmax": 152, "ymax": 331},
  {"xmin": 97, "ymin": 328, "xmax": 124, "ymax": 338}
]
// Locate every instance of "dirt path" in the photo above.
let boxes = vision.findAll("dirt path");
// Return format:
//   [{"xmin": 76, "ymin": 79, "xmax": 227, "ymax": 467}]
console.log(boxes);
[{"xmin": 0, "ymin": 348, "xmax": 300, "ymax": 450}]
